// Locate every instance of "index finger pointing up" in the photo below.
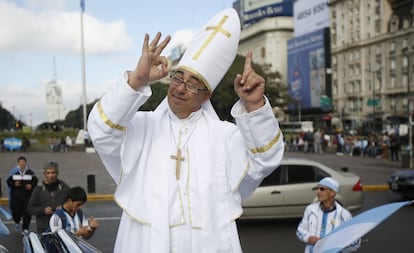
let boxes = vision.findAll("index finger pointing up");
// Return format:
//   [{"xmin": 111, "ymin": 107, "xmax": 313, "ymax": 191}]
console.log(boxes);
[{"xmin": 244, "ymin": 51, "xmax": 253, "ymax": 72}]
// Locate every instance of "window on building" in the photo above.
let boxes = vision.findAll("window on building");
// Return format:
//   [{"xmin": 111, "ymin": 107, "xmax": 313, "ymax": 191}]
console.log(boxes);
[
  {"xmin": 390, "ymin": 58, "xmax": 396, "ymax": 70},
  {"xmin": 376, "ymin": 45, "xmax": 381, "ymax": 55},
  {"xmin": 390, "ymin": 41, "xmax": 396, "ymax": 54},
  {"xmin": 375, "ymin": 20, "xmax": 381, "ymax": 34},
  {"xmin": 390, "ymin": 76, "xmax": 395, "ymax": 88},
  {"xmin": 403, "ymin": 38, "xmax": 408, "ymax": 50},
  {"xmin": 403, "ymin": 56, "xmax": 408, "ymax": 67}
]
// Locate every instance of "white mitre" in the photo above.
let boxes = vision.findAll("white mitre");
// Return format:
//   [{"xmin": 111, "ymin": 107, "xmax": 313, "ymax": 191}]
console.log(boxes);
[{"xmin": 176, "ymin": 8, "xmax": 241, "ymax": 92}]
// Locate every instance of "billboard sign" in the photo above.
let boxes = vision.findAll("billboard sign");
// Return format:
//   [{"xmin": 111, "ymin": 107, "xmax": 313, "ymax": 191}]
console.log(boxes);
[
  {"xmin": 287, "ymin": 28, "xmax": 331, "ymax": 111},
  {"xmin": 242, "ymin": 0, "xmax": 293, "ymax": 26},
  {"xmin": 294, "ymin": 0, "xmax": 330, "ymax": 36}
]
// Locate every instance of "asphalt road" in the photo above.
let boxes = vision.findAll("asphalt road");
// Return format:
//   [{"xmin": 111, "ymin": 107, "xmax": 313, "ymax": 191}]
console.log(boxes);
[
  {"xmin": 0, "ymin": 149, "xmax": 410, "ymax": 252},
  {"xmin": 0, "ymin": 148, "xmax": 401, "ymax": 199},
  {"xmin": 0, "ymin": 150, "xmax": 116, "ymax": 200}
]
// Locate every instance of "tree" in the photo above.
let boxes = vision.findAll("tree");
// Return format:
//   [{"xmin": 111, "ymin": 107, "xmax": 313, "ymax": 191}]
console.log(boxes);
[
  {"xmin": 63, "ymin": 101, "xmax": 97, "ymax": 129},
  {"xmin": 0, "ymin": 105, "xmax": 16, "ymax": 130},
  {"xmin": 211, "ymin": 54, "xmax": 268, "ymax": 121}
]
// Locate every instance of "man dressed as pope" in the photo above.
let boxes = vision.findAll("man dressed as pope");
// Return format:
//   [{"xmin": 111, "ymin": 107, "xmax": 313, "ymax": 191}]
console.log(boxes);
[{"xmin": 88, "ymin": 8, "xmax": 284, "ymax": 253}]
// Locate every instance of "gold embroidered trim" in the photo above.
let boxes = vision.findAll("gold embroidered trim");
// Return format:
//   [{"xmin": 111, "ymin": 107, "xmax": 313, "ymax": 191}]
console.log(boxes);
[
  {"xmin": 192, "ymin": 15, "xmax": 231, "ymax": 60},
  {"xmin": 114, "ymin": 197, "xmax": 151, "ymax": 226},
  {"xmin": 232, "ymin": 161, "xmax": 250, "ymax": 192},
  {"xmin": 250, "ymin": 130, "xmax": 282, "ymax": 154},
  {"xmin": 170, "ymin": 186, "xmax": 186, "ymax": 228},
  {"xmin": 97, "ymin": 101, "xmax": 126, "ymax": 131}
]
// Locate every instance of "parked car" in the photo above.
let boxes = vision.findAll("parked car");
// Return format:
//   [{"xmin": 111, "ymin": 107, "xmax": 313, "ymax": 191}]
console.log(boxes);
[
  {"xmin": 241, "ymin": 157, "xmax": 364, "ymax": 219},
  {"xmin": 388, "ymin": 169, "xmax": 414, "ymax": 199}
]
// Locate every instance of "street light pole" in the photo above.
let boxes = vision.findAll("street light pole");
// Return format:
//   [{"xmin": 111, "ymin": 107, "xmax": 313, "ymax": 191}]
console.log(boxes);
[
  {"xmin": 372, "ymin": 70, "xmax": 376, "ymax": 132},
  {"xmin": 80, "ymin": 1, "xmax": 87, "ymax": 131},
  {"xmin": 409, "ymin": 101, "xmax": 413, "ymax": 169},
  {"xmin": 408, "ymin": 53, "xmax": 412, "ymax": 169}
]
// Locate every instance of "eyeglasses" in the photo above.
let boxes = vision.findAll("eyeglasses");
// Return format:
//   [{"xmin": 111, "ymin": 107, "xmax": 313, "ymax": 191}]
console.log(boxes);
[
  {"xmin": 317, "ymin": 187, "xmax": 329, "ymax": 192},
  {"xmin": 170, "ymin": 75, "xmax": 209, "ymax": 94}
]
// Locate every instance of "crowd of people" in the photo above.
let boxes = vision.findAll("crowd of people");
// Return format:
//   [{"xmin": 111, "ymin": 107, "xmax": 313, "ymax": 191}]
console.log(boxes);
[
  {"xmin": 285, "ymin": 129, "xmax": 403, "ymax": 162},
  {"xmin": 47, "ymin": 136, "xmax": 73, "ymax": 152},
  {"xmin": 6, "ymin": 156, "xmax": 99, "ymax": 251}
]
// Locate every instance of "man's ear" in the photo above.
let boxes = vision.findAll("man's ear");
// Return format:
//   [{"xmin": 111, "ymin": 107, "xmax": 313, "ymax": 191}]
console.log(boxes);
[{"xmin": 202, "ymin": 92, "xmax": 212, "ymax": 102}]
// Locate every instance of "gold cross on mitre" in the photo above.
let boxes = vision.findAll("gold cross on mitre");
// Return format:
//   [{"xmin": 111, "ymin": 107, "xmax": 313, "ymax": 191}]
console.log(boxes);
[
  {"xmin": 192, "ymin": 15, "xmax": 232, "ymax": 60},
  {"xmin": 170, "ymin": 148, "xmax": 184, "ymax": 180}
]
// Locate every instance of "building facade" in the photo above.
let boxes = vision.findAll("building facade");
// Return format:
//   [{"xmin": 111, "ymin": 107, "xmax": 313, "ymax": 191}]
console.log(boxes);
[
  {"xmin": 238, "ymin": 16, "xmax": 294, "ymax": 87},
  {"xmin": 330, "ymin": 0, "xmax": 414, "ymax": 133}
]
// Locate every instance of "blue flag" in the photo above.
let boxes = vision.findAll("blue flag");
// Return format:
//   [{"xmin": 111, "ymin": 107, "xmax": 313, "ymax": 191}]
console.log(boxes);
[
  {"xmin": 0, "ymin": 207, "xmax": 11, "ymax": 220},
  {"xmin": 0, "ymin": 219, "xmax": 9, "ymax": 237},
  {"xmin": 80, "ymin": 0, "xmax": 85, "ymax": 12},
  {"xmin": 313, "ymin": 200, "xmax": 413, "ymax": 253}
]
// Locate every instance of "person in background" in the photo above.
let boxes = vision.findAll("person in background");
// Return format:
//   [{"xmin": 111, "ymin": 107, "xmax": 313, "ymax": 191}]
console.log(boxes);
[
  {"xmin": 83, "ymin": 131, "xmax": 90, "ymax": 147},
  {"xmin": 48, "ymin": 186, "xmax": 99, "ymax": 240},
  {"xmin": 65, "ymin": 136, "xmax": 73, "ymax": 151},
  {"xmin": 27, "ymin": 161, "xmax": 71, "ymax": 233},
  {"xmin": 296, "ymin": 177, "xmax": 360, "ymax": 253},
  {"xmin": 21, "ymin": 136, "xmax": 31, "ymax": 152},
  {"xmin": 6, "ymin": 156, "xmax": 38, "ymax": 233},
  {"xmin": 313, "ymin": 128, "xmax": 322, "ymax": 154}
]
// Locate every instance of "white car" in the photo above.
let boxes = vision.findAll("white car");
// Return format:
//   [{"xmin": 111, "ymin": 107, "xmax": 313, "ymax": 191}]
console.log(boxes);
[{"xmin": 241, "ymin": 158, "xmax": 364, "ymax": 219}]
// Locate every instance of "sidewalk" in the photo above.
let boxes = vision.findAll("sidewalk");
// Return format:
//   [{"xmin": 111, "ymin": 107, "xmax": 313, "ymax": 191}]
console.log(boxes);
[{"xmin": 0, "ymin": 150, "xmax": 115, "ymax": 204}]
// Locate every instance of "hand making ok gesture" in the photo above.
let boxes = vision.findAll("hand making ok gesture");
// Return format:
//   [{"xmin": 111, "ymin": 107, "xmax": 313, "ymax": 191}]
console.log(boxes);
[
  {"xmin": 234, "ymin": 51, "xmax": 266, "ymax": 112},
  {"xmin": 127, "ymin": 32, "xmax": 171, "ymax": 90}
]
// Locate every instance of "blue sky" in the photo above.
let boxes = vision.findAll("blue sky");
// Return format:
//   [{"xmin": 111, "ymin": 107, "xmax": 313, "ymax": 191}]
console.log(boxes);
[{"xmin": 0, "ymin": 0, "xmax": 234, "ymax": 127}]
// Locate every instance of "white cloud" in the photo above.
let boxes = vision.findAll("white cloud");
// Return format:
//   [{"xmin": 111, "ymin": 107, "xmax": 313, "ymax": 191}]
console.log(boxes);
[
  {"xmin": 0, "ymin": 1, "xmax": 199, "ymax": 127},
  {"xmin": 0, "ymin": 1, "xmax": 133, "ymax": 54}
]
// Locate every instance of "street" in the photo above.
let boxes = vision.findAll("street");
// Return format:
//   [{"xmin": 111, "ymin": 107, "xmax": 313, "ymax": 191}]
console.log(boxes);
[{"xmin": 0, "ymin": 151, "xmax": 412, "ymax": 252}]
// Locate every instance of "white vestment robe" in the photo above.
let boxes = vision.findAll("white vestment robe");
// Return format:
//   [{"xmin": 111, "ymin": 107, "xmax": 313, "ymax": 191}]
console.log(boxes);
[{"xmin": 87, "ymin": 74, "xmax": 284, "ymax": 253}]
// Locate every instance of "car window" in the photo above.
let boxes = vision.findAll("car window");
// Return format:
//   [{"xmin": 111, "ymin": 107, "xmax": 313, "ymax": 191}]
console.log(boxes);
[
  {"xmin": 286, "ymin": 165, "xmax": 317, "ymax": 184},
  {"xmin": 260, "ymin": 166, "xmax": 282, "ymax": 186},
  {"xmin": 314, "ymin": 167, "xmax": 330, "ymax": 181}
]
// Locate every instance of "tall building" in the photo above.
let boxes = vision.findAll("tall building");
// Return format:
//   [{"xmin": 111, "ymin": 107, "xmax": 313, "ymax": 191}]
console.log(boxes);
[
  {"xmin": 330, "ymin": 0, "xmax": 414, "ymax": 133},
  {"xmin": 237, "ymin": 0, "xmax": 294, "ymax": 86},
  {"xmin": 46, "ymin": 80, "xmax": 66, "ymax": 122},
  {"xmin": 239, "ymin": 15, "xmax": 294, "ymax": 86}
]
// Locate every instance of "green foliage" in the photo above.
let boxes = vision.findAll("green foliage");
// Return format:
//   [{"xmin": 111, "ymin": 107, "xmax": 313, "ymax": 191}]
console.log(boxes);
[
  {"xmin": 140, "ymin": 82, "xmax": 169, "ymax": 111},
  {"xmin": 64, "ymin": 100, "xmax": 97, "ymax": 129},
  {"xmin": 211, "ymin": 54, "xmax": 273, "ymax": 121},
  {"xmin": 0, "ymin": 105, "xmax": 16, "ymax": 130}
]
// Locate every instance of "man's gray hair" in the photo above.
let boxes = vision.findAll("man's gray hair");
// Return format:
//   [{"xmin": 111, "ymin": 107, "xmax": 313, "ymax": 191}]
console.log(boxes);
[{"xmin": 43, "ymin": 161, "xmax": 59, "ymax": 174}]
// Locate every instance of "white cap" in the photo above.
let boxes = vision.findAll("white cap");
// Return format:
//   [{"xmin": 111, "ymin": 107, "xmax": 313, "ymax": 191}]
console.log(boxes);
[
  {"xmin": 318, "ymin": 177, "xmax": 340, "ymax": 193},
  {"xmin": 176, "ymin": 8, "xmax": 241, "ymax": 92}
]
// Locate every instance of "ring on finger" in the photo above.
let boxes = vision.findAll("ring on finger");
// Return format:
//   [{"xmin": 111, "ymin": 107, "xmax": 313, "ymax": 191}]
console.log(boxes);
[{"xmin": 148, "ymin": 45, "xmax": 155, "ymax": 52}]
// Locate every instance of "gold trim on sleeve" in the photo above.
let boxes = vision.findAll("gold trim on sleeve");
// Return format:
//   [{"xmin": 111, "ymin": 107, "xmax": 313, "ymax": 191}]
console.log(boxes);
[
  {"xmin": 97, "ymin": 101, "xmax": 126, "ymax": 131},
  {"xmin": 250, "ymin": 130, "xmax": 282, "ymax": 154}
]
